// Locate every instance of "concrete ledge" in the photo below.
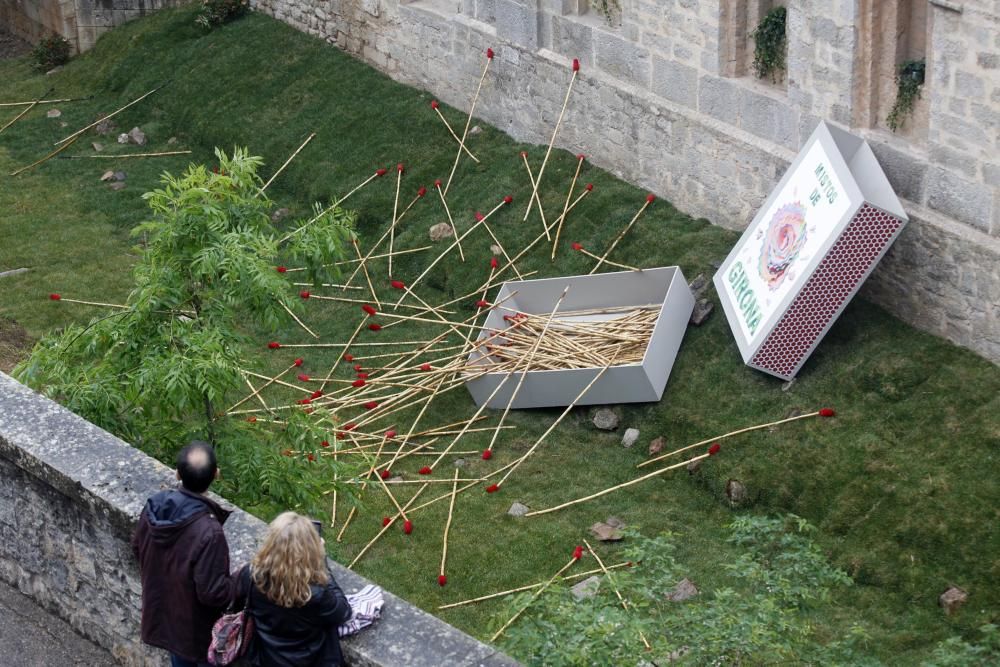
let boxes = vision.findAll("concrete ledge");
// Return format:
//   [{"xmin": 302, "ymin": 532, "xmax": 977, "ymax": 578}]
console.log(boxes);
[{"xmin": 0, "ymin": 372, "xmax": 518, "ymax": 666}]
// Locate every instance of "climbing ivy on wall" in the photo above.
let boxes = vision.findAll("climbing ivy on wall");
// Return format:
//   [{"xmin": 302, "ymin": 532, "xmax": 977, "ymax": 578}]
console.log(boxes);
[
  {"xmin": 886, "ymin": 59, "xmax": 926, "ymax": 131},
  {"xmin": 751, "ymin": 6, "xmax": 787, "ymax": 82}
]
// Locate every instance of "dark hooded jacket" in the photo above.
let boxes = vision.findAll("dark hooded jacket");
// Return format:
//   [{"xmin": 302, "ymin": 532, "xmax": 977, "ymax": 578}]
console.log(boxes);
[
  {"xmin": 234, "ymin": 564, "xmax": 351, "ymax": 666},
  {"xmin": 131, "ymin": 487, "xmax": 234, "ymax": 662}
]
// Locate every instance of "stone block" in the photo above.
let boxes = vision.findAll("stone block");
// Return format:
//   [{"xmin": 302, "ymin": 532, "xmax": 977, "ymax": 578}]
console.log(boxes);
[
  {"xmin": 551, "ymin": 15, "xmax": 592, "ymax": 67},
  {"xmin": 955, "ymin": 71, "xmax": 986, "ymax": 100},
  {"xmin": 594, "ymin": 29, "xmax": 651, "ymax": 88},
  {"xmin": 651, "ymin": 56, "xmax": 697, "ymax": 109},
  {"xmin": 495, "ymin": 0, "xmax": 538, "ymax": 50},
  {"xmin": 868, "ymin": 142, "xmax": 928, "ymax": 203},
  {"xmin": 740, "ymin": 88, "xmax": 798, "ymax": 150},
  {"xmin": 697, "ymin": 75, "xmax": 740, "ymax": 125},
  {"xmin": 926, "ymin": 168, "xmax": 993, "ymax": 233}
]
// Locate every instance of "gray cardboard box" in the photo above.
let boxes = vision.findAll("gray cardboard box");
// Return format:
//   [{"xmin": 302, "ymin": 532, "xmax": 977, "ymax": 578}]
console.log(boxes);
[{"xmin": 465, "ymin": 267, "xmax": 695, "ymax": 409}]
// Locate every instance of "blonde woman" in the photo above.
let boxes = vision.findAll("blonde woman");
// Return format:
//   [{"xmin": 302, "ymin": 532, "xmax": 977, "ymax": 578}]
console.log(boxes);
[{"xmin": 234, "ymin": 512, "xmax": 351, "ymax": 666}]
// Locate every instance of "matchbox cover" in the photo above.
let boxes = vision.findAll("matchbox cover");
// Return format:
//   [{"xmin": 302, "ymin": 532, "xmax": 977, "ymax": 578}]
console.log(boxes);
[{"xmin": 713, "ymin": 121, "xmax": 908, "ymax": 380}]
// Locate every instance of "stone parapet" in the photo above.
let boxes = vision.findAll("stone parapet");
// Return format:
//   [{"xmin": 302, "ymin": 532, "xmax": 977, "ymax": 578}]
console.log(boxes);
[{"xmin": 0, "ymin": 372, "xmax": 517, "ymax": 667}]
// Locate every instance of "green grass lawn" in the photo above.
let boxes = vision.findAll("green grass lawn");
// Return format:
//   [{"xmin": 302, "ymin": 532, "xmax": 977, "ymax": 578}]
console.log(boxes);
[{"xmin": 2, "ymin": 7, "xmax": 998, "ymax": 663}]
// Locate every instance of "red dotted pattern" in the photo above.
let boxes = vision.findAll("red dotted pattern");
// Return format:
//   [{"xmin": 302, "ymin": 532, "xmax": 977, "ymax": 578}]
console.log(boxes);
[{"xmin": 751, "ymin": 204, "xmax": 903, "ymax": 378}]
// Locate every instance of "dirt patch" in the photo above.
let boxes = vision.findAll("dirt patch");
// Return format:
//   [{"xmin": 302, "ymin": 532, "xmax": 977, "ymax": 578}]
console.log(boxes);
[
  {"xmin": 0, "ymin": 318, "xmax": 34, "ymax": 373},
  {"xmin": 0, "ymin": 27, "xmax": 32, "ymax": 60}
]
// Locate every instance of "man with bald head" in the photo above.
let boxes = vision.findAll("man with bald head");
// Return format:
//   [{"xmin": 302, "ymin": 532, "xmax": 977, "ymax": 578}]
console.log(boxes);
[{"xmin": 132, "ymin": 441, "xmax": 235, "ymax": 667}]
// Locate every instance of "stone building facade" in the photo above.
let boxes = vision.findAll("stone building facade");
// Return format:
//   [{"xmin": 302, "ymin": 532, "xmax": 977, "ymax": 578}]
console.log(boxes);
[
  {"xmin": 0, "ymin": 0, "xmax": 183, "ymax": 53},
  {"xmin": 250, "ymin": 0, "xmax": 1000, "ymax": 363}
]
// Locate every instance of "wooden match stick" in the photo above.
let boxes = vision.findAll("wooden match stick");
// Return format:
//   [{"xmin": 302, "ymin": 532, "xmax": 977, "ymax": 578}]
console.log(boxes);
[
  {"xmin": 431, "ymin": 101, "xmax": 480, "ymax": 162},
  {"xmin": 0, "ymin": 96, "xmax": 84, "ymax": 107},
  {"xmin": 519, "ymin": 151, "xmax": 548, "ymax": 238},
  {"xmin": 435, "ymin": 180, "xmax": 465, "ymax": 261},
  {"xmin": 572, "ymin": 244, "xmax": 640, "ymax": 271},
  {"xmin": 389, "ymin": 164, "xmax": 404, "ymax": 276},
  {"xmin": 320, "ymin": 318, "xmax": 367, "ymax": 392},
  {"xmin": 637, "ymin": 409, "xmax": 835, "ymax": 468},
  {"xmin": 522, "ymin": 59, "xmax": 579, "ymax": 223},
  {"xmin": 490, "ymin": 346, "xmax": 618, "ymax": 490},
  {"xmin": 525, "ymin": 452, "xmax": 712, "ymax": 517},
  {"xmin": 280, "ymin": 300, "xmax": 319, "ymax": 338},
  {"xmin": 59, "ymin": 150, "xmax": 193, "ymax": 159},
  {"xmin": 348, "ymin": 482, "xmax": 430, "ymax": 568},
  {"xmin": 584, "ymin": 540, "xmax": 651, "ymax": 650},
  {"xmin": 54, "ymin": 84, "xmax": 166, "ymax": 146},
  {"xmin": 226, "ymin": 360, "xmax": 304, "ymax": 412},
  {"xmin": 10, "ymin": 135, "xmax": 79, "ymax": 176},
  {"xmin": 262, "ymin": 132, "xmax": 315, "ymax": 192},
  {"xmin": 443, "ymin": 48, "xmax": 493, "ymax": 196},
  {"xmin": 490, "ymin": 547, "xmax": 583, "ymax": 642},
  {"xmin": 438, "ymin": 468, "xmax": 460, "ymax": 586},
  {"xmin": 438, "ymin": 562, "xmax": 631, "ymax": 610},
  {"xmin": 0, "ymin": 100, "xmax": 39, "ymax": 135},
  {"xmin": 47, "ymin": 294, "xmax": 127, "ymax": 309},
  {"xmin": 278, "ymin": 168, "xmax": 384, "ymax": 244},
  {"xmin": 352, "ymin": 239, "xmax": 381, "ymax": 309},
  {"xmin": 477, "ymin": 213, "xmax": 523, "ymax": 279},
  {"xmin": 343, "ymin": 193, "xmax": 427, "ymax": 289},
  {"xmin": 551, "ymin": 154, "xmax": 585, "ymax": 260},
  {"xmin": 373, "ymin": 456, "xmax": 413, "ymax": 530},
  {"xmin": 589, "ymin": 195, "xmax": 654, "ymax": 274}
]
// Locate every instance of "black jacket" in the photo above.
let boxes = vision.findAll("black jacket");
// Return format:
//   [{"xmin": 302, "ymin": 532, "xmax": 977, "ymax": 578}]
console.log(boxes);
[
  {"xmin": 235, "ymin": 564, "xmax": 352, "ymax": 667},
  {"xmin": 131, "ymin": 488, "xmax": 234, "ymax": 662}
]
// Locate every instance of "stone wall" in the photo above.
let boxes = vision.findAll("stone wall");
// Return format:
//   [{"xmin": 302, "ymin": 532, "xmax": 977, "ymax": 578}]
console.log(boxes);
[
  {"xmin": 0, "ymin": 0, "xmax": 185, "ymax": 52},
  {"xmin": 0, "ymin": 372, "xmax": 517, "ymax": 667},
  {"xmin": 252, "ymin": 0, "xmax": 1000, "ymax": 364}
]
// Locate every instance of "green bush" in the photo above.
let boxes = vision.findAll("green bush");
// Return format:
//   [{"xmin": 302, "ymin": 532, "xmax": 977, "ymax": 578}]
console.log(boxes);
[
  {"xmin": 32, "ymin": 34, "xmax": 72, "ymax": 71},
  {"xmin": 196, "ymin": 0, "xmax": 251, "ymax": 28}
]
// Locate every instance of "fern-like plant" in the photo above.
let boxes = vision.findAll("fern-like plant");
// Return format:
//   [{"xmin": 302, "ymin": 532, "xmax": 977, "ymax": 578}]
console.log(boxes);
[
  {"xmin": 751, "ymin": 6, "xmax": 787, "ymax": 82},
  {"xmin": 886, "ymin": 59, "xmax": 925, "ymax": 132}
]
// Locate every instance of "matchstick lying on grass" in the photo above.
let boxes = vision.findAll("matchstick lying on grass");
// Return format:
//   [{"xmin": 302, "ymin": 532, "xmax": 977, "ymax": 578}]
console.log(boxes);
[
  {"xmin": 262, "ymin": 132, "xmax": 315, "ymax": 192},
  {"xmin": 438, "ymin": 468, "xmax": 460, "ymax": 586},
  {"xmin": 519, "ymin": 150, "xmax": 548, "ymax": 236},
  {"xmin": 637, "ymin": 408, "xmax": 837, "ymax": 468},
  {"xmin": 584, "ymin": 540, "xmax": 651, "ymax": 650},
  {"xmin": 348, "ymin": 482, "xmax": 430, "ymax": 568},
  {"xmin": 551, "ymin": 154, "xmax": 586, "ymax": 260},
  {"xmin": 430, "ymin": 100, "xmax": 480, "ymax": 162},
  {"xmin": 570, "ymin": 242, "xmax": 640, "ymax": 271},
  {"xmin": 278, "ymin": 167, "xmax": 388, "ymax": 244},
  {"xmin": 443, "ymin": 47, "xmax": 494, "ymax": 195},
  {"xmin": 490, "ymin": 546, "xmax": 584, "ymax": 642},
  {"xmin": 48, "ymin": 293, "xmax": 127, "ymax": 309},
  {"xmin": 437, "ymin": 562, "xmax": 631, "ymax": 609},
  {"xmin": 435, "ymin": 179, "xmax": 466, "ymax": 261},
  {"xmin": 58, "ymin": 150, "xmax": 193, "ymax": 159},
  {"xmin": 588, "ymin": 194, "xmax": 655, "ymax": 274},
  {"xmin": 53, "ymin": 83, "xmax": 167, "ymax": 146}
]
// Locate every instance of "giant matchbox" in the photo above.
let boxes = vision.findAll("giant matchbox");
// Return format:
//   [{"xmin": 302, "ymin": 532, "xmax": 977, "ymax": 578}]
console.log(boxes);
[
  {"xmin": 464, "ymin": 267, "xmax": 695, "ymax": 409},
  {"xmin": 713, "ymin": 121, "xmax": 908, "ymax": 380}
]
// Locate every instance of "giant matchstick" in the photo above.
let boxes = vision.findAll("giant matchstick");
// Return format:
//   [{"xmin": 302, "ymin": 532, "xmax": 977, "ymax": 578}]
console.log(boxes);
[
  {"xmin": 443, "ymin": 47, "xmax": 494, "ymax": 196},
  {"xmin": 438, "ymin": 468, "xmax": 460, "ymax": 586},
  {"xmin": 588, "ymin": 194, "xmax": 655, "ymax": 274},
  {"xmin": 430, "ymin": 100, "xmax": 480, "ymax": 162},
  {"xmin": 551, "ymin": 154, "xmax": 586, "ymax": 260},
  {"xmin": 490, "ymin": 546, "xmax": 584, "ymax": 642}
]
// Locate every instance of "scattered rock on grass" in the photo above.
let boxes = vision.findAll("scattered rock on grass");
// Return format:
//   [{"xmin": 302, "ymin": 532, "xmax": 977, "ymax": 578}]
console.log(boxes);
[
  {"xmin": 590, "ymin": 521, "xmax": 624, "ymax": 541},
  {"xmin": 167, "ymin": 136, "xmax": 178, "ymax": 145},
  {"xmin": 490, "ymin": 244, "xmax": 502, "ymax": 255},
  {"xmin": 100, "ymin": 170, "xmax": 115, "ymax": 182},
  {"xmin": 570, "ymin": 575, "xmax": 601, "ymax": 601},
  {"xmin": 688, "ymin": 273, "xmax": 709, "ymax": 297},
  {"xmin": 117, "ymin": 133, "xmax": 129, "ymax": 144},
  {"xmin": 429, "ymin": 222, "xmax": 454, "ymax": 242},
  {"xmin": 92, "ymin": 142, "xmax": 103, "ymax": 152},
  {"xmin": 621, "ymin": 428, "xmax": 639, "ymax": 448},
  {"xmin": 469, "ymin": 125, "xmax": 482, "ymax": 135},
  {"xmin": 507, "ymin": 502, "xmax": 529, "ymax": 517},
  {"xmin": 270, "ymin": 207, "xmax": 290, "ymax": 223},
  {"xmin": 128, "ymin": 126, "xmax": 147, "ymax": 145},
  {"xmin": 46, "ymin": 109, "xmax": 61, "ymax": 118},
  {"xmin": 113, "ymin": 171, "xmax": 126, "ymax": 182},
  {"xmin": 725, "ymin": 479, "xmax": 747, "ymax": 504},
  {"xmin": 939, "ymin": 586, "xmax": 968, "ymax": 615},
  {"xmin": 95, "ymin": 118, "xmax": 116, "ymax": 136},
  {"xmin": 648, "ymin": 436, "xmax": 664, "ymax": 455},
  {"xmin": 591, "ymin": 408, "xmax": 619, "ymax": 431},
  {"xmin": 666, "ymin": 578, "xmax": 699, "ymax": 601},
  {"xmin": 109, "ymin": 181, "xmax": 126, "ymax": 191},
  {"xmin": 690, "ymin": 299, "xmax": 713, "ymax": 325},
  {"xmin": 453, "ymin": 458, "xmax": 466, "ymax": 468}
]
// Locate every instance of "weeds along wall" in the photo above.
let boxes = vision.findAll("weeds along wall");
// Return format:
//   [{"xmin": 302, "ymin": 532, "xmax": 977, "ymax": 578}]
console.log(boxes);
[
  {"xmin": 0, "ymin": 0, "xmax": 186, "ymax": 53},
  {"xmin": 0, "ymin": 372, "xmax": 518, "ymax": 667},
  {"xmin": 251, "ymin": 0, "xmax": 1000, "ymax": 364}
]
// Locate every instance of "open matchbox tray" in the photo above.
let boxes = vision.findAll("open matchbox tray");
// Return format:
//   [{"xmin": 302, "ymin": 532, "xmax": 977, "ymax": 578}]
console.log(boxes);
[{"xmin": 464, "ymin": 267, "xmax": 695, "ymax": 409}]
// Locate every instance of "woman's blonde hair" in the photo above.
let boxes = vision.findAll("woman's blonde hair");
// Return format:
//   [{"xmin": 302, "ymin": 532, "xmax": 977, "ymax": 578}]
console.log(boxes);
[{"xmin": 251, "ymin": 511, "xmax": 329, "ymax": 607}]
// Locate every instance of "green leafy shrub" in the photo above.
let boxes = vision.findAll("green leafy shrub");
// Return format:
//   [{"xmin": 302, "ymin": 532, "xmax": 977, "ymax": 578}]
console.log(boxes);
[
  {"xmin": 502, "ymin": 516, "xmax": 880, "ymax": 666},
  {"xmin": 751, "ymin": 6, "xmax": 787, "ymax": 82},
  {"xmin": 196, "ymin": 0, "xmax": 251, "ymax": 28},
  {"xmin": 32, "ymin": 34, "xmax": 72, "ymax": 71},
  {"xmin": 922, "ymin": 625, "xmax": 1000, "ymax": 667},
  {"xmin": 887, "ymin": 59, "xmax": 926, "ymax": 131}
]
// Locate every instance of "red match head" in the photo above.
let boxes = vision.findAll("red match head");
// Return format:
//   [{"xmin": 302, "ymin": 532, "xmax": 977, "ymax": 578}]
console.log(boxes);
[
  {"xmin": 576, "ymin": 154, "xmax": 586, "ymax": 161},
  {"xmin": 571, "ymin": 242, "xmax": 583, "ymax": 251},
  {"xmin": 344, "ymin": 423, "xmax": 356, "ymax": 431},
  {"xmin": 420, "ymin": 363, "xmax": 432, "ymax": 371},
  {"xmin": 486, "ymin": 47, "xmax": 494, "ymax": 59},
  {"xmin": 490, "ymin": 257, "xmax": 499, "ymax": 269},
  {"xmin": 300, "ymin": 290, "xmax": 310, "ymax": 299},
  {"xmin": 503, "ymin": 195, "xmax": 513, "ymax": 204},
  {"xmin": 430, "ymin": 100, "xmax": 439, "ymax": 109},
  {"xmin": 356, "ymin": 372, "xmax": 369, "ymax": 379},
  {"xmin": 572, "ymin": 58, "xmax": 580, "ymax": 72},
  {"xmin": 417, "ymin": 186, "xmax": 427, "ymax": 197},
  {"xmin": 282, "ymin": 449, "xmax": 292, "ymax": 457},
  {"xmin": 268, "ymin": 341, "xmax": 281, "ymax": 349},
  {"xmin": 382, "ymin": 517, "xmax": 391, "ymax": 527},
  {"xmin": 368, "ymin": 323, "xmax": 382, "ymax": 331},
  {"xmin": 572, "ymin": 545, "xmax": 583, "ymax": 560},
  {"xmin": 385, "ymin": 429, "xmax": 397, "ymax": 438},
  {"xmin": 297, "ymin": 373, "xmax": 310, "ymax": 382},
  {"xmin": 380, "ymin": 469, "xmax": 391, "ymax": 479},
  {"xmin": 298, "ymin": 398, "xmax": 312, "ymax": 405},
  {"xmin": 434, "ymin": 178, "xmax": 442, "ymax": 188},
  {"xmin": 646, "ymin": 193, "xmax": 656, "ymax": 203},
  {"xmin": 403, "ymin": 520, "xmax": 413, "ymax": 535},
  {"xmin": 585, "ymin": 183, "xmax": 594, "ymax": 191},
  {"xmin": 475, "ymin": 299, "xmax": 490, "ymax": 308},
  {"xmin": 362, "ymin": 304, "xmax": 377, "ymax": 316},
  {"xmin": 294, "ymin": 358, "xmax": 304, "ymax": 367},
  {"xmin": 276, "ymin": 266, "xmax": 287, "ymax": 273},
  {"xmin": 320, "ymin": 440, "xmax": 330, "ymax": 448},
  {"xmin": 246, "ymin": 416, "xmax": 257, "ymax": 423},
  {"xmin": 397, "ymin": 163, "xmax": 404, "ymax": 173},
  {"xmin": 310, "ymin": 390, "xmax": 323, "ymax": 399},
  {"xmin": 418, "ymin": 466, "xmax": 432, "ymax": 475},
  {"xmin": 375, "ymin": 168, "xmax": 388, "ymax": 176},
  {"xmin": 352, "ymin": 378, "xmax": 366, "ymax": 388},
  {"xmin": 475, "ymin": 211, "xmax": 484, "ymax": 221},
  {"xmin": 391, "ymin": 280, "xmax": 406, "ymax": 290},
  {"xmin": 48, "ymin": 293, "xmax": 61, "ymax": 300},
  {"xmin": 708, "ymin": 443, "xmax": 721, "ymax": 456},
  {"xmin": 364, "ymin": 401, "xmax": 379, "ymax": 410},
  {"xmin": 819, "ymin": 408, "xmax": 836, "ymax": 417},
  {"xmin": 438, "ymin": 575, "xmax": 447, "ymax": 586},
  {"xmin": 481, "ymin": 449, "xmax": 492, "ymax": 460},
  {"xmin": 344, "ymin": 353, "xmax": 354, "ymax": 362},
  {"xmin": 307, "ymin": 453, "xmax": 315, "ymax": 462},
  {"xmin": 354, "ymin": 363, "xmax": 363, "ymax": 371},
  {"xmin": 485, "ymin": 484, "xmax": 499, "ymax": 493},
  {"xmin": 519, "ymin": 150, "xmax": 528, "ymax": 158}
]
